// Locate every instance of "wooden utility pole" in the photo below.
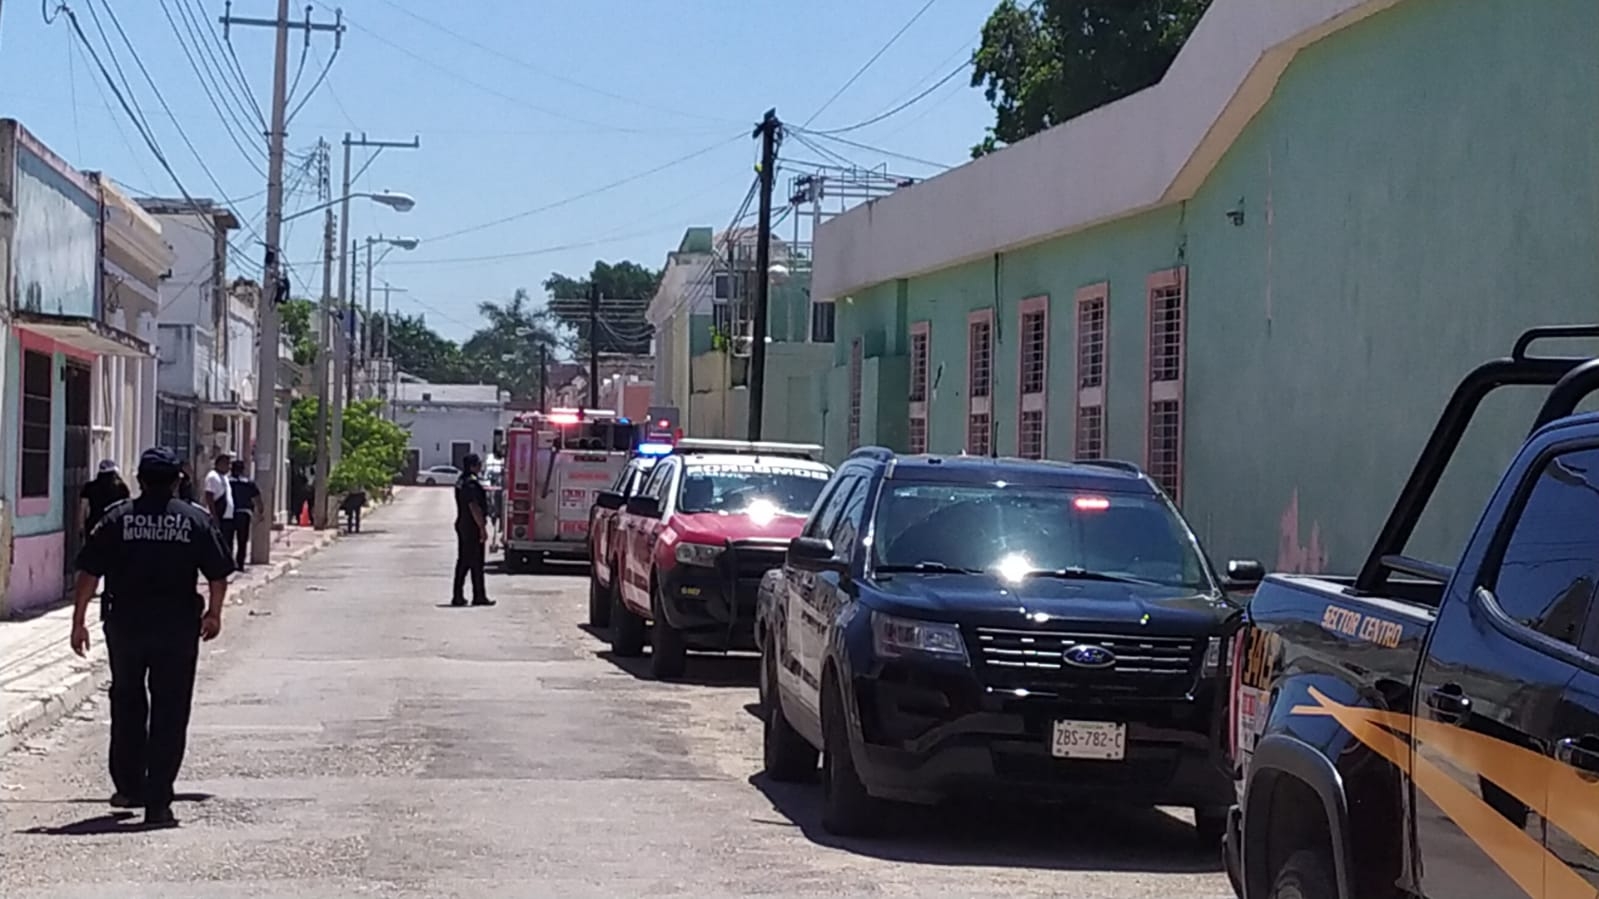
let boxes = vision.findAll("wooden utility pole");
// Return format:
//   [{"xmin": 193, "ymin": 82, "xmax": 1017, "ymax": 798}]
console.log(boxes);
[
  {"xmin": 538, "ymin": 343, "xmax": 549, "ymax": 413},
  {"xmin": 588, "ymin": 283, "xmax": 600, "ymax": 410},
  {"xmin": 311, "ymin": 203, "xmax": 335, "ymax": 529},
  {"xmin": 222, "ymin": 1, "xmax": 342, "ymax": 563},
  {"xmin": 747, "ymin": 109, "xmax": 780, "ymax": 441}
]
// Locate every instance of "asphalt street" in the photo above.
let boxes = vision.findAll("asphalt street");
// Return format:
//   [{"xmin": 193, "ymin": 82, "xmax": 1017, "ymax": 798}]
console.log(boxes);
[{"xmin": 0, "ymin": 488, "xmax": 1233, "ymax": 898}]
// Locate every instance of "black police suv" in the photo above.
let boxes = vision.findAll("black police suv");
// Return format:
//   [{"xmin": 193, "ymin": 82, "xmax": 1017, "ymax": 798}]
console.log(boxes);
[{"xmin": 753, "ymin": 448, "xmax": 1262, "ymax": 839}]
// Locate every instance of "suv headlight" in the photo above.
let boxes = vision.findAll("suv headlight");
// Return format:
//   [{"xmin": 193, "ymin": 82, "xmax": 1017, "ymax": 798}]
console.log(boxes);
[
  {"xmin": 871, "ymin": 611, "xmax": 968, "ymax": 663},
  {"xmin": 675, "ymin": 542, "xmax": 724, "ymax": 567}
]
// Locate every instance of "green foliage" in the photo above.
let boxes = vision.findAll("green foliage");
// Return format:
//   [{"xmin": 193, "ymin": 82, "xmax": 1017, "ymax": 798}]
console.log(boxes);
[
  {"xmin": 971, "ymin": 0, "xmax": 1210, "ymax": 157},
  {"xmin": 288, "ymin": 397, "xmax": 408, "ymax": 495},
  {"xmin": 543, "ymin": 260, "xmax": 661, "ymax": 356},
  {"xmin": 374, "ymin": 310, "xmax": 474, "ymax": 384},
  {"xmin": 459, "ymin": 288, "xmax": 561, "ymax": 401},
  {"xmin": 279, "ymin": 298, "xmax": 319, "ymax": 367}
]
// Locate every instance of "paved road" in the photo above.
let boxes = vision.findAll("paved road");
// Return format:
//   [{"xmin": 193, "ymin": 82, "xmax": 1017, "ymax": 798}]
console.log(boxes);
[{"xmin": 0, "ymin": 488, "xmax": 1233, "ymax": 898}]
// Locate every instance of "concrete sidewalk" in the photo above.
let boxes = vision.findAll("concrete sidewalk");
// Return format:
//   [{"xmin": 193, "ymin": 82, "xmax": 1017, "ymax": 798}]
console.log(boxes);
[{"xmin": 0, "ymin": 521, "xmax": 344, "ymax": 757}]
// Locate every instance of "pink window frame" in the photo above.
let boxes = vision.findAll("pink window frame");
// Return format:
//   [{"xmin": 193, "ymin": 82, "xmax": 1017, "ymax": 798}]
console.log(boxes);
[
  {"xmin": 967, "ymin": 308, "xmax": 993, "ymax": 454},
  {"xmin": 1144, "ymin": 267, "xmax": 1188, "ymax": 501},
  {"xmin": 848, "ymin": 337, "xmax": 863, "ymax": 449},
  {"xmin": 1014, "ymin": 296, "xmax": 1048, "ymax": 458},
  {"xmin": 909, "ymin": 321, "xmax": 930, "ymax": 453},
  {"xmin": 1073, "ymin": 283, "xmax": 1109, "ymax": 458}
]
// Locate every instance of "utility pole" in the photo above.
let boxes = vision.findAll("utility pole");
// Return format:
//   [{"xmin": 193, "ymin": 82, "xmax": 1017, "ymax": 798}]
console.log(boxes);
[
  {"xmin": 747, "ymin": 108, "xmax": 780, "ymax": 441},
  {"xmin": 538, "ymin": 343, "xmax": 549, "ymax": 413},
  {"xmin": 588, "ymin": 283, "xmax": 600, "ymax": 409},
  {"xmin": 363, "ymin": 238, "xmax": 374, "ymax": 397},
  {"xmin": 311, "ymin": 204, "xmax": 335, "ymax": 530},
  {"xmin": 332, "ymin": 131, "xmax": 418, "ymax": 469},
  {"xmin": 223, "ymin": 0, "xmax": 343, "ymax": 565}
]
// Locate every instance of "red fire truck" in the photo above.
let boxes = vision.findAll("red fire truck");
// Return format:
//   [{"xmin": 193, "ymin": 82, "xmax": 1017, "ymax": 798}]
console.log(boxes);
[{"xmin": 501, "ymin": 408, "xmax": 637, "ymax": 571}]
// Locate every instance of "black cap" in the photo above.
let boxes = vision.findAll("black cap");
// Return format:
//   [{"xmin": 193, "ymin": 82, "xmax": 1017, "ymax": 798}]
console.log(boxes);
[
  {"xmin": 138, "ymin": 447, "xmax": 182, "ymax": 477},
  {"xmin": 462, "ymin": 453, "xmax": 482, "ymax": 472}
]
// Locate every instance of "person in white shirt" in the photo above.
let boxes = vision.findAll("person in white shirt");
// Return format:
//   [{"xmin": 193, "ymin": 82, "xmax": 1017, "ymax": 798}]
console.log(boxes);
[{"xmin": 203, "ymin": 452, "xmax": 237, "ymax": 571}]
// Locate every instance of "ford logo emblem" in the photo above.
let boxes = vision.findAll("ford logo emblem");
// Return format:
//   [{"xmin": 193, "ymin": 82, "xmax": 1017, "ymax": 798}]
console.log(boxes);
[{"xmin": 1063, "ymin": 644, "xmax": 1116, "ymax": 669}]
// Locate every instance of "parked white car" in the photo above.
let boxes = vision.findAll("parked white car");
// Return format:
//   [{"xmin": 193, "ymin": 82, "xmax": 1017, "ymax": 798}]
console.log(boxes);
[{"xmin": 421, "ymin": 464, "xmax": 461, "ymax": 486}]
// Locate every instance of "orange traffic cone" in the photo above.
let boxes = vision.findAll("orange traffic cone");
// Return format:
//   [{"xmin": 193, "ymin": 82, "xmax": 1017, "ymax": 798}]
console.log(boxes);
[{"xmin": 298, "ymin": 501, "xmax": 311, "ymax": 527}]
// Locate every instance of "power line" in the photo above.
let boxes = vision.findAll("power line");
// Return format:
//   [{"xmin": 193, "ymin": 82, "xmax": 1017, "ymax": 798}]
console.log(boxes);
[
  {"xmin": 285, "ymin": 41, "xmax": 339, "ymax": 124},
  {"xmin": 156, "ymin": 0, "xmax": 267, "ymax": 175},
  {"xmin": 309, "ymin": 0, "xmax": 723, "ymax": 136},
  {"xmin": 789, "ymin": 127, "xmax": 952, "ymax": 170},
  {"xmin": 365, "ymin": 0, "xmax": 738, "ymax": 127},
  {"xmin": 809, "ymin": 60, "xmax": 970, "ymax": 135},
  {"xmin": 198, "ymin": 0, "xmax": 268, "ymax": 128},
  {"xmin": 802, "ymin": 0, "xmax": 937, "ymax": 128},
  {"xmin": 420, "ymin": 134, "xmax": 745, "ymax": 244},
  {"xmin": 171, "ymin": 0, "xmax": 267, "ymax": 133},
  {"xmin": 81, "ymin": 0, "xmax": 264, "ymax": 244}
]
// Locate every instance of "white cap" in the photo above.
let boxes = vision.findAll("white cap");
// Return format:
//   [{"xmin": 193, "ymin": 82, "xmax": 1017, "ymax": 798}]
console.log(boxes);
[{"xmin": 97, "ymin": 459, "xmax": 119, "ymax": 474}]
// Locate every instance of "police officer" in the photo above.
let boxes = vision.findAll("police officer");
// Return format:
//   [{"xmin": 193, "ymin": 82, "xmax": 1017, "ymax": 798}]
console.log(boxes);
[
  {"xmin": 452, "ymin": 453, "xmax": 494, "ymax": 607},
  {"xmin": 70, "ymin": 447, "xmax": 234, "ymax": 829}
]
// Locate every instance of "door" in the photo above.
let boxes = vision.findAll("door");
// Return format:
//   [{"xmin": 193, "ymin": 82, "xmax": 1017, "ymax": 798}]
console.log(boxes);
[
  {"xmin": 62, "ymin": 362, "xmax": 93, "ymax": 577},
  {"xmin": 623, "ymin": 460, "xmax": 674, "ymax": 613},
  {"xmin": 1414, "ymin": 443, "xmax": 1599, "ymax": 899},
  {"xmin": 451, "ymin": 440, "xmax": 472, "ymax": 470},
  {"xmin": 790, "ymin": 473, "xmax": 863, "ymax": 718},
  {"xmin": 778, "ymin": 473, "xmax": 851, "ymax": 710}
]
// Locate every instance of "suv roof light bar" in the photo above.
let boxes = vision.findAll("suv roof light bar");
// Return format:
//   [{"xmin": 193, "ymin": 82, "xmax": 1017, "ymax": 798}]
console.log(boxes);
[
  {"xmin": 673, "ymin": 437, "xmax": 823, "ymax": 461},
  {"xmin": 1070, "ymin": 459, "xmax": 1143, "ymax": 475},
  {"xmin": 847, "ymin": 446, "xmax": 896, "ymax": 462}
]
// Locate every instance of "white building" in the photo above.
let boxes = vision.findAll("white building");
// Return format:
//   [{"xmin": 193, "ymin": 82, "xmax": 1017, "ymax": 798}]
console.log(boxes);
[{"xmin": 392, "ymin": 380, "xmax": 508, "ymax": 471}]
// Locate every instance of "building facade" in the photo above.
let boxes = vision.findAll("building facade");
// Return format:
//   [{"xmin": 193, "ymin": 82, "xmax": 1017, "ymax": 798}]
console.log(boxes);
[
  {"xmin": 392, "ymin": 381, "xmax": 508, "ymax": 470},
  {"xmin": 0, "ymin": 121, "xmax": 160, "ymax": 614},
  {"xmin": 809, "ymin": 0, "xmax": 1599, "ymax": 572}
]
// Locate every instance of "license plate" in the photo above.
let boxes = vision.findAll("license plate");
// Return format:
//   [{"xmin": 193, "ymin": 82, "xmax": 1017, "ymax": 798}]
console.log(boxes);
[{"xmin": 1050, "ymin": 719, "xmax": 1126, "ymax": 760}]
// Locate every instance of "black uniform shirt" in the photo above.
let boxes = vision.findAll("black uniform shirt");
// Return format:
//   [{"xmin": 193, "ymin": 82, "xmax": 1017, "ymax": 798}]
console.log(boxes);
[
  {"xmin": 455, "ymin": 473, "xmax": 487, "ymax": 532},
  {"xmin": 76, "ymin": 495, "xmax": 234, "ymax": 629},
  {"xmin": 229, "ymin": 476, "xmax": 261, "ymax": 516},
  {"xmin": 81, "ymin": 477, "xmax": 130, "ymax": 531}
]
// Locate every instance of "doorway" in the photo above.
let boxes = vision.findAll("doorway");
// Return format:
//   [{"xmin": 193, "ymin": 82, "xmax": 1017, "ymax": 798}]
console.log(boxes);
[{"xmin": 62, "ymin": 360, "xmax": 93, "ymax": 576}]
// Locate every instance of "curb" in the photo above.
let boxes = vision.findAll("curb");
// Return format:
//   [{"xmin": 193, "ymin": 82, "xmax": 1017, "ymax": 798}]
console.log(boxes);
[{"xmin": 0, "ymin": 528, "xmax": 343, "ymax": 759}]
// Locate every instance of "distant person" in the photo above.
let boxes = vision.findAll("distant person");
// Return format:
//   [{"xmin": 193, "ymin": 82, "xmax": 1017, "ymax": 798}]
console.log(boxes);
[
  {"xmin": 177, "ymin": 463, "xmax": 197, "ymax": 505},
  {"xmin": 70, "ymin": 447, "xmax": 233, "ymax": 829},
  {"xmin": 81, "ymin": 460, "xmax": 131, "ymax": 536},
  {"xmin": 451, "ymin": 453, "xmax": 493, "ymax": 607},
  {"xmin": 203, "ymin": 453, "xmax": 236, "ymax": 568},
  {"xmin": 227, "ymin": 461, "xmax": 262, "ymax": 569}
]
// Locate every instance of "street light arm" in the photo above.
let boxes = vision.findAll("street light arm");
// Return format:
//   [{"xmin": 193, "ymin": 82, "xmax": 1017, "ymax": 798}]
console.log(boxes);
[{"xmin": 283, "ymin": 191, "xmax": 416, "ymax": 222}]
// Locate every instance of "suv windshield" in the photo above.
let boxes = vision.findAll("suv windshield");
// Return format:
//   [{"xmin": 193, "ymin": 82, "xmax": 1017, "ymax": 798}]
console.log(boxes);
[
  {"xmin": 872, "ymin": 483, "xmax": 1211, "ymax": 590},
  {"xmin": 678, "ymin": 463, "xmax": 830, "ymax": 517}
]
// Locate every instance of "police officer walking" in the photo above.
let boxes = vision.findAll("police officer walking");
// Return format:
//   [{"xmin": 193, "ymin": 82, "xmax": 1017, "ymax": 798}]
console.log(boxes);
[
  {"xmin": 452, "ymin": 453, "xmax": 494, "ymax": 607},
  {"xmin": 69, "ymin": 447, "xmax": 234, "ymax": 828}
]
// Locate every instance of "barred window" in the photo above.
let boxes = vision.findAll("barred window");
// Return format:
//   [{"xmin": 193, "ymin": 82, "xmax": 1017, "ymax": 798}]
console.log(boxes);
[
  {"xmin": 1075, "ymin": 405, "xmax": 1104, "ymax": 460},
  {"xmin": 1147, "ymin": 399, "xmax": 1182, "ymax": 499},
  {"xmin": 1077, "ymin": 295, "xmax": 1106, "ymax": 390},
  {"xmin": 969, "ymin": 318, "xmax": 992, "ymax": 398},
  {"xmin": 909, "ymin": 330, "xmax": 929, "ymax": 403},
  {"xmin": 968, "ymin": 413, "xmax": 991, "ymax": 457},
  {"xmin": 1019, "ymin": 411, "xmax": 1045, "ymax": 460},
  {"xmin": 1149, "ymin": 284, "xmax": 1183, "ymax": 383},
  {"xmin": 1020, "ymin": 309, "xmax": 1047, "ymax": 395},
  {"xmin": 848, "ymin": 338, "xmax": 863, "ymax": 449}
]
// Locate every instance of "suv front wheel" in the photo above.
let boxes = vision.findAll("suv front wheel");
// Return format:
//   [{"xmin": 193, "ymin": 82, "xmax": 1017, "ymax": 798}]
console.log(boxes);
[
  {"xmin": 820, "ymin": 674, "xmax": 883, "ymax": 836},
  {"xmin": 761, "ymin": 641, "xmax": 817, "ymax": 781}
]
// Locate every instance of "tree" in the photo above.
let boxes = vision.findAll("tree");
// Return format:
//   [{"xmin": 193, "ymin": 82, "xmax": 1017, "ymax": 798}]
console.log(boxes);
[
  {"xmin": 289, "ymin": 396, "xmax": 408, "ymax": 494},
  {"xmin": 458, "ymin": 289, "xmax": 562, "ymax": 401},
  {"xmin": 279, "ymin": 298, "xmax": 319, "ymax": 367},
  {"xmin": 374, "ymin": 311, "xmax": 473, "ymax": 384},
  {"xmin": 970, "ymin": 0, "xmax": 1211, "ymax": 157},
  {"xmin": 542, "ymin": 260, "xmax": 661, "ymax": 356}
]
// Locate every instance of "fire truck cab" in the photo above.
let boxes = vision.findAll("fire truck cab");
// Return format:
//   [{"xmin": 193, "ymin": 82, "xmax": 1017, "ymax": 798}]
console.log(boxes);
[{"xmin": 502, "ymin": 407, "xmax": 637, "ymax": 571}]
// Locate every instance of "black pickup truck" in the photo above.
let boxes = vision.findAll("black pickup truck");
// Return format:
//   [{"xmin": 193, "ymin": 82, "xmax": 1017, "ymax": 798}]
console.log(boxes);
[{"xmin": 1224, "ymin": 326, "xmax": 1599, "ymax": 899}]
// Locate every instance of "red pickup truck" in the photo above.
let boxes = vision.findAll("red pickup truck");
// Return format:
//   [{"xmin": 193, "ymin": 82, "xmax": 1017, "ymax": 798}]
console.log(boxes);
[
  {"xmin": 602, "ymin": 439, "xmax": 832, "ymax": 680},
  {"xmin": 586, "ymin": 452, "xmax": 661, "ymax": 628}
]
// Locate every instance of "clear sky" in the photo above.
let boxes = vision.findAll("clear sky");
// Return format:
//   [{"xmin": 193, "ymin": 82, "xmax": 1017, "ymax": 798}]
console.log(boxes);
[{"xmin": 0, "ymin": 0, "xmax": 996, "ymax": 341}]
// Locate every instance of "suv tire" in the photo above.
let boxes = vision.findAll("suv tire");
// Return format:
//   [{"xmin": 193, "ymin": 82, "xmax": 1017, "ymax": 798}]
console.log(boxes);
[
  {"xmin": 1193, "ymin": 806, "xmax": 1227, "ymax": 849},
  {"xmin": 820, "ymin": 675, "xmax": 883, "ymax": 837},
  {"xmin": 762, "ymin": 644, "xmax": 817, "ymax": 782},
  {"xmin": 649, "ymin": 581, "xmax": 687, "ymax": 679},
  {"xmin": 610, "ymin": 577, "xmax": 645, "ymax": 657},
  {"xmin": 588, "ymin": 570, "xmax": 610, "ymax": 628},
  {"xmin": 1270, "ymin": 849, "xmax": 1336, "ymax": 899}
]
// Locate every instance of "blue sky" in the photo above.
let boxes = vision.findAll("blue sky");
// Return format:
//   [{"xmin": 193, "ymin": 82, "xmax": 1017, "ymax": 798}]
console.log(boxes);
[{"xmin": 0, "ymin": 0, "xmax": 995, "ymax": 341}]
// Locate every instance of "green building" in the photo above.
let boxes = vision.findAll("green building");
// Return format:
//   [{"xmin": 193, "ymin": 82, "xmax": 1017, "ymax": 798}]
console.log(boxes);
[{"xmin": 807, "ymin": 0, "xmax": 1599, "ymax": 571}]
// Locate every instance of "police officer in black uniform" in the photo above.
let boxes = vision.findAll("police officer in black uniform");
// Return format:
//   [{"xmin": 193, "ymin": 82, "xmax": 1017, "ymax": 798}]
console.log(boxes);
[
  {"xmin": 452, "ymin": 453, "xmax": 494, "ymax": 607},
  {"xmin": 70, "ymin": 447, "xmax": 234, "ymax": 828}
]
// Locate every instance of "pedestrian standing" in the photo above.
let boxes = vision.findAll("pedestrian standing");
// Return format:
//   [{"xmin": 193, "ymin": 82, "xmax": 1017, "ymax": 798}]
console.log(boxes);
[
  {"xmin": 452, "ymin": 453, "xmax": 494, "ymax": 607},
  {"xmin": 69, "ymin": 447, "xmax": 234, "ymax": 828},
  {"xmin": 227, "ymin": 460, "xmax": 262, "ymax": 569},
  {"xmin": 80, "ymin": 461, "xmax": 131, "ymax": 623},
  {"xmin": 203, "ymin": 453, "xmax": 236, "ymax": 568}
]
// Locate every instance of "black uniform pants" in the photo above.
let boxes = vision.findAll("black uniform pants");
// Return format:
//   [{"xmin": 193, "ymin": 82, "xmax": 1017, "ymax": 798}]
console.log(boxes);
[
  {"xmin": 103, "ymin": 619, "xmax": 200, "ymax": 808},
  {"xmin": 233, "ymin": 511, "xmax": 252, "ymax": 568},
  {"xmin": 453, "ymin": 526, "xmax": 486, "ymax": 602},
  {"xmin": 217, "ymin": 517, "xmax": 237, "ymax": 570}
]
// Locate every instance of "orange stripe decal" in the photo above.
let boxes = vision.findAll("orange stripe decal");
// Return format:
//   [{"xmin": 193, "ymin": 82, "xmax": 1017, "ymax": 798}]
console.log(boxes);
[{"xmin": 1292, "ymin": 687, "xmax": 1597, "ymax": 899}]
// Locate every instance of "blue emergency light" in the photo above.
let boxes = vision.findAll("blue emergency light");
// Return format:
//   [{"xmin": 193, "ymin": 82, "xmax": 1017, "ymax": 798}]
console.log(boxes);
[{"xmin": 637, "ymin": 441, "xmax": 674, "ymax": 457}]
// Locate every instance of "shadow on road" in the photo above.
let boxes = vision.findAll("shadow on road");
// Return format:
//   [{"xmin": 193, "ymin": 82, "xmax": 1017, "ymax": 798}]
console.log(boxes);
[
  {"xmin": 748, "ymin": 773, "xmax": 1222, "ymax": 874},
  {"xmin": 591, "ymin": 645, "xmax": 760, "ymax": 688}
]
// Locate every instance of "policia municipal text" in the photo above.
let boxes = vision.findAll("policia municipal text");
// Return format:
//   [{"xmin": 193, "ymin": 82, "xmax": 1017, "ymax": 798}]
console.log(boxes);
[{"xmin": 69, "ymin": 447, "xmax": 235, "ymax": 828}]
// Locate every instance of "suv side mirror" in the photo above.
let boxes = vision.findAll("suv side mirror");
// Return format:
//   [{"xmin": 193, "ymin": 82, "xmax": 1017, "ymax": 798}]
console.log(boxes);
[
  {"xmin": 594, "ymin": 490, "xmax": 625, "ymax": 511},
  {"xmin": 788, "ymin": 536, "xmax": 848, "ymax": 575},
  {"xmin": 1225, "ymin": 559, "xmax": 1266, "ymax": 590},
  {"xmin": 625, "ymin": 496, "xmax": 661, "ymax": 519}
]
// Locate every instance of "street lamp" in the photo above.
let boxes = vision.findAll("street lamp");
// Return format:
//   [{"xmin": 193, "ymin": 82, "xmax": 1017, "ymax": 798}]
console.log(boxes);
[
  {"xmin": 361, "ymin": 236, "xmax": 419, "ymax": 369},
  {"xmin": 286, "ymin": 190, "xmax": 415, "ymax": 223}
]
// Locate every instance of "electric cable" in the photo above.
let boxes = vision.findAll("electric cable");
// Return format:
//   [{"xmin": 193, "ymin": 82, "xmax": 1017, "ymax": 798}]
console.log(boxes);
[{"xmin": 802, "ymin": 0, "xmax": 937, "ymax": 127}]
